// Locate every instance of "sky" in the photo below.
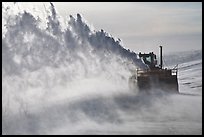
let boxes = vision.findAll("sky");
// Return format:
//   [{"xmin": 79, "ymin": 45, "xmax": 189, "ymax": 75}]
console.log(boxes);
[
  {"xmin": 52, "ymin": 2, "xmax": 202, "ymax": 55},
  {"xmin": 3, "ymin": 2, "xmax": 202, "ymax": 55}
]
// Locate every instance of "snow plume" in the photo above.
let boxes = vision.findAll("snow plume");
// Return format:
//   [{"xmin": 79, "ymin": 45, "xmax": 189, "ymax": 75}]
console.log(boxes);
[
  {"xmin": 2, "ymin": 2, "xmax": 146, "ymax": 75},
  {"xmin": 46, "ymin": 3, "xmax": 62, "ymax": 36},
  {"xmin": 2, "ymin": 2, "xmax": 145, "ymax": 134}
]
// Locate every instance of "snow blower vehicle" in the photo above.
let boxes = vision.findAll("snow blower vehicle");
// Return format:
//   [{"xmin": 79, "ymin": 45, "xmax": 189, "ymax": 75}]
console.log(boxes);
[{"xmin": 129, "ymin": 46, "xmax": 179, "ymax": 93}]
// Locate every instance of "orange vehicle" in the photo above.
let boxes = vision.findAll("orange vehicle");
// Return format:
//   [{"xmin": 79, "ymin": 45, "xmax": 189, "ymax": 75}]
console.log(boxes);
[{"xmin": 129, "ymin": 46, "xmax": 179, "ymax": 93}]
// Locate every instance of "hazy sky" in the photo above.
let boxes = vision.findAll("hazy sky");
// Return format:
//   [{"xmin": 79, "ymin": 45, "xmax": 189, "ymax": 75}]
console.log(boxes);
[
  {"xmin": 5, "ymin": 2, "xmax": 202, "ymax": 55},
  {"xmin": 52, "ymin": 2, "xmax": 202, "ymax": 55}
]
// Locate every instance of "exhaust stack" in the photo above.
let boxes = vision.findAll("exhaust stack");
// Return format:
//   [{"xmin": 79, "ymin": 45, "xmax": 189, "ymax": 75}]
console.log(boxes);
[{"xmin": 160, "ymin": 46, "xmax": 163, "ymax": 69}]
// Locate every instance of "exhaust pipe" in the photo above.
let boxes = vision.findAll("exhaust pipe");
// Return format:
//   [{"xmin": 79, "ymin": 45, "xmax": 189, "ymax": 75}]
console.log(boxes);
[{"xmin": 160, "ymin": 46, "xmax": 162, "ymax": 69}]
